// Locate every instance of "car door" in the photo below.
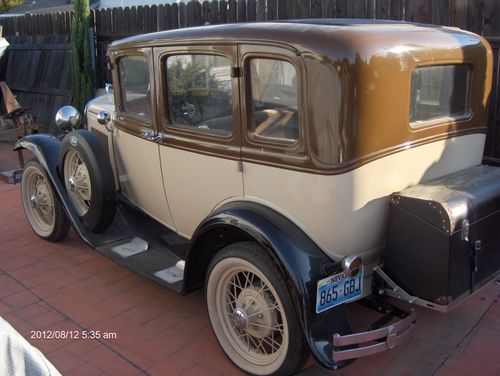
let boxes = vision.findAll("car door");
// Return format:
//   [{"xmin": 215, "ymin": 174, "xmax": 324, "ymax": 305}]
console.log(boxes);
[
  {"xmin": 153, "ymin": 45, "xmax": 243, "ymax": 238},
  {"xmin": 110, "ymin": 47, "xmax": 175, "ymax": 229}
]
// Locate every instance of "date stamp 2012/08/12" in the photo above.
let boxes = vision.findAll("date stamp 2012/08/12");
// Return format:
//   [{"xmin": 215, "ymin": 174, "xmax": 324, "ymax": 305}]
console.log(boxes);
[{"xmin": 30, "ymin": 330, "xmax": 117, "ymax": 340}]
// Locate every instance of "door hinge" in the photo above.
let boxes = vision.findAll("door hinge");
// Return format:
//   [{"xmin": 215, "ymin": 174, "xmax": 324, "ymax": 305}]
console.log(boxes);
[
  {"xmin": 231, "ymin": 67, "xmax": 242, "ymax": 78},
  {"xmin": 106, "ymin": 56, "xmax": 114, "ymax": 71},
  {"xmin": 238, "ymin": 161, "xmax": 244, "ymax": 172},
  {"xmin": 472, "ymin": 240, "xmax": 481, "ymax": 273}
]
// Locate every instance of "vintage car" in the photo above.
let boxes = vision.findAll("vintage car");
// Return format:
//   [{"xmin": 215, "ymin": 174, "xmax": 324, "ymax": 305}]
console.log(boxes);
[{"xmin": 15, "ymin": 19, "xmax": 500, "ymax": 375}]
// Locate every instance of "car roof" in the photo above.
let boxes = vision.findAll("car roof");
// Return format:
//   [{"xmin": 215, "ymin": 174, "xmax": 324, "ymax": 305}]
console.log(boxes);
[{"xmin": 108, "ymin": 19, "xmax": 482, "ymax": 57}]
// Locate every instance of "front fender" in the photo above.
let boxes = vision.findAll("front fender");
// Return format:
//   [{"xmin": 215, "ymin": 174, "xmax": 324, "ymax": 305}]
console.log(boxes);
[
  {"xmin": 184, "ymin": 201, "xmax": 353, "ymax": 369},
  {"xmin": 15, "ymin": 134, "xmax": 95, "ymax": 248}
]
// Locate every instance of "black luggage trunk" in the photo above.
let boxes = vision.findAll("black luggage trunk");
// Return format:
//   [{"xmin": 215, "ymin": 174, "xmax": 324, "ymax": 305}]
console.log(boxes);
[{"xmin": 385, "ymin": 165, "xmax": 500, "ymax": 307}]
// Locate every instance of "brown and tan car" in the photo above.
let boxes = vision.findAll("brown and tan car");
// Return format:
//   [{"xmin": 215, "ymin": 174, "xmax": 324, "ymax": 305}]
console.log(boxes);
[{"xmin": 16, "ymin": 19, "xmax": 500, "ymax": 375}]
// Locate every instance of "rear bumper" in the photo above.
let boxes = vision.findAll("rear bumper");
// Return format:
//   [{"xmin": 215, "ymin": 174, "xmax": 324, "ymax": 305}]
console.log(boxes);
[{"xmin": 332, "ymin": 309, "xmax": 416, "ymax": 362}]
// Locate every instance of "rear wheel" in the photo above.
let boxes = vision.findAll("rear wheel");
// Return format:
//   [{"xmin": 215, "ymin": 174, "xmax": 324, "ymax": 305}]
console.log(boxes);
[
  {"xmin": 206, "ymin": 242, "xmax": 308, "ymax": 376},
  {"xmin": 21, "ymin": 160, "xmax": 69, "ymax": 241}
]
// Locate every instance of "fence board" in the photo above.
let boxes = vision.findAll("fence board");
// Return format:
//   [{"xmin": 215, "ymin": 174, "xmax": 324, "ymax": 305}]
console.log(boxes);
[
  {"xmin": 375, "ymin": 0, "xmax": 390, "ymax": 19},
  {"xmin": 256, "ymin": 0, "xmax": 265, "ymax": 20},
  {"xmin": 267, "ymin": 0, "xmax": 277, "ymax": 20},
  {"xmin": 483, "ymin": 0, "xmax": 500, "ymax": 37},
  {"xmin": 179, "ymin": 2, "xmax": 187, "ymax": 28},
  {"xmin": 322, "ymin": 0, "xmax": 334, "ymax": 18},
  {"xmin": 467, "ymin": 0, "xmax": 484, "ymax": 35},
  {"xmin": 450, "ymin": 0, "xmax": 468, "ymax": 29},
  {"xmin": 311, "ymin": 0, "xmax": 322, "ymax": 18},
  {"xmin": 277, "ymin": 0, "xmax": 287, "ymax": 19},
  {"xmin": 219, "ymin": 0, "xmax": 228, "ymax": 23},
  {"xmin": 389, "ymin": 0, "xmax": 405, "ymax": 20},
  {"xmin": 247, "ymin": 0, "xmax": 257, "ymax": 21},
  {"xmin": 298, "ymin": 0, "xmax": 310, "ymax": 19},
  {"xmin": 228, "ymin": 0, "xmax": 237, "ymax": 22},
  {"xmin": 171, "ymin": 3, "xmax": 180, "ymax": 29},
  {"xmin": 432, "ymin": 0, "xmax": 450, "ymax": 25},
  {"xmin": 186, "ymin": 2, "xmax": 194, "ymax": 26},
  {"xmin": 407, "ymin": 0, "xmax": 433, "ymax": 23},
  {"xmin": 238, "ymin": 0, "xmax": 247, "ymax": 22},
  {"xmin": 335, "ymin": 0, "xmax": 348, "ymax": 18}
]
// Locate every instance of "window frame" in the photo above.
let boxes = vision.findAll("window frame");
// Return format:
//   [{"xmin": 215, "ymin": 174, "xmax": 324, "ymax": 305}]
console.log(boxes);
[
  {"xmin": 409, "ymin": 62, "xmax": 474, "ymax": 130},
  {"xmin": 116, "ymin": 53, "xmax": 154, "ymax": 122},
  {"xmin": 161, "ymin": 51, "xmax": 237, "ymax": 139},
  {"xmin": 240, "ymin": 49, "xmax": 305, "ymax": 156},
  {"xmin": 153, "ymin": 45, "xmax": 241, "ymax": 160},
  {"xmin": 245, "ymin": 57, "xmax": 301, "ymax": 146},
  {"xmin": 110, "ymin": 47, "xmax": 157, "ymax": 136}
]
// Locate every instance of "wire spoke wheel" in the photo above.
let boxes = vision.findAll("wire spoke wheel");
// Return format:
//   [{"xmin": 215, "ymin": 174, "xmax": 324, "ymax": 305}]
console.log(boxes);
[
  {"xmin": 21, "ymin": 160, "xmax": 69, "ymax": 241},
  {"xmin": 23, "ymin": 168, "xmax": 56, "ymax": 235},
  {"xmin": 223, "ymin": 266, "xmax": 286, "ymax": 362},
  {"xmin": 63, "ymin": 149, "xmax": 92, "ymax": 216},
  {"xmin": 207, "ymin": 242, "xmax": 307, "ymax": 376}
]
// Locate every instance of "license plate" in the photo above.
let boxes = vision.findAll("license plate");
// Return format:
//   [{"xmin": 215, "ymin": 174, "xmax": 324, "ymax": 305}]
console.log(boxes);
[{"xmin": 316, "ymin": 268, "xmax": 363, "ymax": 313}]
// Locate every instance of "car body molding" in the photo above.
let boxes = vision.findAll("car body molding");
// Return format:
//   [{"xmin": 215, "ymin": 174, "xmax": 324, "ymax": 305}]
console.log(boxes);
[{"xmin": 185, "ymin": 201, "xmax": 353, "ymax": 369}]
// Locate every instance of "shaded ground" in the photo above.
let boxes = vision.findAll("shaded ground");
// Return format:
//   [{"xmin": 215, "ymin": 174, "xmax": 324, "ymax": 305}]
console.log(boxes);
[{"xmin": 0, "ymin": 142, "xmax": 499, "ymax": 375}]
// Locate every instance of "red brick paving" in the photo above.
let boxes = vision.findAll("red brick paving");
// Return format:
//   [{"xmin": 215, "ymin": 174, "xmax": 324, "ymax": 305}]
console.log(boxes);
[{"xmin": 0, "ymin": 142, "xmax": 499, "ymax": 375}]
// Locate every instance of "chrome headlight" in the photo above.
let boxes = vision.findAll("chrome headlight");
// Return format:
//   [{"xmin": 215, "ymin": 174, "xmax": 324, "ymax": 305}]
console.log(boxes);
[{"xmin": 55, "ymin": 106, "xmax": 81, "ymax": 132}]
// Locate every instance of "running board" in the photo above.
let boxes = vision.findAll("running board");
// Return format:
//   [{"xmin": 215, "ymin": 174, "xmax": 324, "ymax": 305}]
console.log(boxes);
[
  {"xmin": 79, "ymin": 202, "xmax": 189, "ymax": 294},
  {"xmin": 96, "ymin": 237, "xmax": 185, "ymax": 294}
]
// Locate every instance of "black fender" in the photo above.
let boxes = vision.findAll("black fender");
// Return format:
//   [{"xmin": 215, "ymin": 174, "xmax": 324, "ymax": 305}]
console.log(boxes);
[
  {"xmin": 184, "ymin": 201, "xmax": 353, "ymax": 369},
  {"xmin": 15, "ymin": 133, "xmax": 104, "ymax": 248}
]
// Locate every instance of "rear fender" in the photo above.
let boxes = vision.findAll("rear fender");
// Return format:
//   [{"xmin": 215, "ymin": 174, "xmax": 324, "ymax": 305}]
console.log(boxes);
[{"xmin": 184, "ymin": 201, "xmax": 353, "ymax": 369}]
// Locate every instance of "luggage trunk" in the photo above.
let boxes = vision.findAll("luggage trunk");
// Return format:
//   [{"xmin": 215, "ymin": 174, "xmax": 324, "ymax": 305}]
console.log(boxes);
[{"xmin": 385, "ymin": 165, "xmax": 500, "ymax": 308}]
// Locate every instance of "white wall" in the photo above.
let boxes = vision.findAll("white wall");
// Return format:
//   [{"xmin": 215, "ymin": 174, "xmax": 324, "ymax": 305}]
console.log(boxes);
[{"xmin": 100, "ymin": 0, "xmax": 187, "ymax": 8}]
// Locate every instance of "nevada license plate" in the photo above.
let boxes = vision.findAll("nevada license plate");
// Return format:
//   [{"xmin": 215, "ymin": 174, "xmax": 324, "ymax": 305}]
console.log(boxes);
[{"xmin": 316, "ymin": 268, "xmax": 363, "ymax": 313}]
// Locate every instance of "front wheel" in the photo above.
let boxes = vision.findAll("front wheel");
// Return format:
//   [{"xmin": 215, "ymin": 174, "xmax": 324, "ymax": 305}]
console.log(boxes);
[
  {"xmin": 21, "ymin": 160, "xmax": 70, "ymax": 241},
  {"xmin": 206, "ymin": 242, "xmax": 308, "ymax": 376}
]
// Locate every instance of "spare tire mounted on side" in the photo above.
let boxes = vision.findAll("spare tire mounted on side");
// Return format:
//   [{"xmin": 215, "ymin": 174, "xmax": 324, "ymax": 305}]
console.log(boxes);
[{"xmin": 59, "ymin": 130, "xmax": 116, "ymax": 233}]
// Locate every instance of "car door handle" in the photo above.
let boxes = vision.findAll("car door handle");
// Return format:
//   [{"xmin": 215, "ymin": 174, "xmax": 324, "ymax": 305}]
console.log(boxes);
[{"xmin": 141, "ymin": 128, "xmax": 162, "ymax": 141}]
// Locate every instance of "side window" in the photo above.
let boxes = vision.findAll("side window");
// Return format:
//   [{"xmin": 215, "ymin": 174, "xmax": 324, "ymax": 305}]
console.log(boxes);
[
  {"xmin": 410, "ymin": 64, "xmax": 471, "ymax": 127},
  {"xmin": 165, "ymin": 54, "xmax": 233, "ymax": 136},
  {"xmin": 248, "ymin": 59, "xmax": 299, "ymax": 143},
  {"xmin": 118, "ymin": 55, "xmax": 151, "ymax": 118}
]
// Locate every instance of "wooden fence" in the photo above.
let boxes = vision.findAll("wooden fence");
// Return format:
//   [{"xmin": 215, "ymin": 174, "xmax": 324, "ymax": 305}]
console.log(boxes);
[{"xmin": 0, "ymin": 0, "xmax": 499, "ymax": 154}]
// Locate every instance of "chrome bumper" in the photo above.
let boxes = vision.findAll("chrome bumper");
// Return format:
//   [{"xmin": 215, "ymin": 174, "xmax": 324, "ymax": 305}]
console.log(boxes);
[{"xmin": 332, "ymin": 309, "xmax": 416, "ymax": 362}]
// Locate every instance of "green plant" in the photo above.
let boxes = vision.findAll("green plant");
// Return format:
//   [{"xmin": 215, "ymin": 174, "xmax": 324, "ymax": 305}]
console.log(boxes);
[
  {"xmin": 71, "ymin": 0, "xmax": 94, "ymax": 113},
  {"xmin": 0, "ymin": 0, "xmax": 24, "ymax": 13}
]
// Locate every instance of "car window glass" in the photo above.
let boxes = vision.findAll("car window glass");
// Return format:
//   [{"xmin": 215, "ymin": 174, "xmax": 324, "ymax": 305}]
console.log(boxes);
[
  {"xmin": 410, "ymin": 64, "xmax": 471, "ymax": 126},
  {"xmin": 248, "ymin": 59, "xmax": 299, "ymax": 143},
  {"xmin": 166, "ymin": 54, "xmax": 233, "ymax": 136},
  {"xmin": 118, "ymin": 55, "xmax": 152, "ymax": 118}
]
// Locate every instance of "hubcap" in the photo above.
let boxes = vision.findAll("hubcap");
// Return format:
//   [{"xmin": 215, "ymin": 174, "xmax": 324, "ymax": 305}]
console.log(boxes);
[
  {"xmin": 233, "ymin": 308, "xmax": 248, "ymax": 330},
  {"xmin": 30, "ymin": 194, "xmax": 38, "ymax": 208},
  {"xmin": 68, "ymin": 176, "xmax": 76, "ymax": 192}
]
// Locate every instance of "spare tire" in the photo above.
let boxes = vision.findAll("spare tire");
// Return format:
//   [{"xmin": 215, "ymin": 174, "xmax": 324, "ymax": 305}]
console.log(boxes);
[{"xmin": 59, "ymin": 130, "xmax": 116, "ymax": 232}]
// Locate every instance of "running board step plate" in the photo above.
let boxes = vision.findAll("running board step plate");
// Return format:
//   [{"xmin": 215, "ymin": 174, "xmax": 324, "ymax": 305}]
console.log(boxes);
[{"xmin": 96, "ymin": 238, "xmax": 184, "ymax": 294}]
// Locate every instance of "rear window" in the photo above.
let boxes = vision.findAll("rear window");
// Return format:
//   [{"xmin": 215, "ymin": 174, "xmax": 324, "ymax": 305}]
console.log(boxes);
[{"xmin": 410, "ymin": 65, "xmax": 471, "ymax": 127}]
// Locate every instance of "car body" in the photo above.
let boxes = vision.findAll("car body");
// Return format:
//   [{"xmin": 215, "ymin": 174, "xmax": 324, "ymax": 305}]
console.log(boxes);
[{"xmin": 16, "ymin": 19, "xmax": 500, "ymax": 375}]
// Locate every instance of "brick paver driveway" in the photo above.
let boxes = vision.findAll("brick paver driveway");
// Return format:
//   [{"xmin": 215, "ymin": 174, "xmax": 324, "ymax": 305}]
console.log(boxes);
[{"xmin": 0, "ymin": 146, "xmax": 499, "ymax": 375}]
